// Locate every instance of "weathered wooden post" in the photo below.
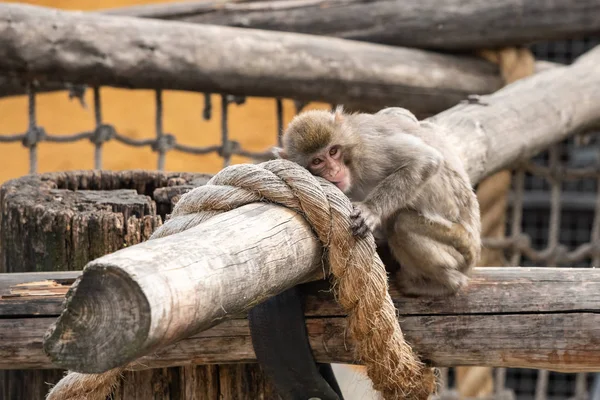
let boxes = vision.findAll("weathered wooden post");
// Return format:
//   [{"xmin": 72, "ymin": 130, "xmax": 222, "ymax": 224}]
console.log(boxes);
[{"xmin": 0, "ymin": 170, "xmax": 279, "ymax": 399}]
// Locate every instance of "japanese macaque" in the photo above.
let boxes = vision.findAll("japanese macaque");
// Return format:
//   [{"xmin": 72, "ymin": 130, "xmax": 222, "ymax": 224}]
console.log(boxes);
[{"xmin": 274, "ymin": 106, "xmax": 481, "ymax": 296}]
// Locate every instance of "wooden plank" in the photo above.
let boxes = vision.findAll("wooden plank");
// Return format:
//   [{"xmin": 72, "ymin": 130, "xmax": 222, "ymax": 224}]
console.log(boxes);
[
  {"xmin": 0, "ymin": 3, "xmax": 503, "ymax": 116},
  {"xmin": 140, "ymin": 314, "xmax": 600, "ymax": 372},
  {"xmin": 2, "ymin": 267, "xmax": 599, "ymax": 317},
  {"xmin": 101, "ymin": 0, "xmax": 600, "ymax": 51},
  {"xmin": 0, "ymin": 268, "xmax": 598, "ymax": 372},
  {"xmin": 0, "ymin": 271, "xmax": 79, "ymax": 295},
  {"xmin": 0, "ymin": 318, "xmax": 52, "ymax": 370},
  {"xmin": 0, "ymin": 272, "xmax": 77, "ymax": 317},
  {"xmin": 304, "ymin": 267, "xmax": 600, "ymax": 316},
  {"xmin": 2, "ymin": 313, "xmax": 599, "ymax": 373}
]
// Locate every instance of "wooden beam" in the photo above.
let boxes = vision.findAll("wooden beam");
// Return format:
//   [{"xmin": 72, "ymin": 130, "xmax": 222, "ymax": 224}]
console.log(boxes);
[
  {"xmin": 0, "ymin": 271, "xmax": 78, "ymax": 317},
  {"xmin": 0, "ymin": 3, "xmax": 504, "ymax": 116},
  {"xmin": 0, "ymin": 58, "xmax": 562, "ymax": 103},
  {"xmin": 0, "ymin": 76, "xmax": 68, "ymax": 98},
  {"xmin": 39, "ymin": 44, "xmax": 600, "ymax": 374},
  {"xmin": 2, "ymin": 268, "xmax": 599, "ymax": 372},
  {"xmin": 430, "ymin": 46, "xmax": 600, "ymax": 184},
  {"xmin": 100, "ymin": 0, "xmax": 600, "ymax": 51}
]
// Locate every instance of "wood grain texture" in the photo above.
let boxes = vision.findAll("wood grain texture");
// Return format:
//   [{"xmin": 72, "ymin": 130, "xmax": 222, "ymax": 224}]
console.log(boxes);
[
  {"xmin": 430, "ymin": 45, "xmax": 600, "ymax": 183},
  {"xmin": 0, "ymin": 368, "xmax": 65, "ymax": 400},
  {"xmin": 110, "ymin": 364, "xmax": 274, "ymax": 399},
  {"xmin": 0, "ymin": 3, "xmax": 503, "ymax": 116},
  {"xmin": 1, "ymin": 268, "xmax": 599, "ymax": 372},
  {"xmin": 43, "ymin": 202, "xmax": 322, "ymax": 373},
  {"xmin": 0, "ymin": 271, "xmax": 77, "ymax": 317},
  {"xmin": 3, "ymin": 314, "xmax": 599, "ymax": 372},
  {"xmin": 0, "ymin": 169, "xmax": 222, "ymax": 399},
  {"xmin": 4, "ymin": 267, "xmax": 600, "ymax": 316},
  {"xmin": 0, "ymin": 170, "xmax": 209, "ymax": 273},
  {"xmin": 101, "ymin": 0, "xmax": 600, "ymax": 51}
]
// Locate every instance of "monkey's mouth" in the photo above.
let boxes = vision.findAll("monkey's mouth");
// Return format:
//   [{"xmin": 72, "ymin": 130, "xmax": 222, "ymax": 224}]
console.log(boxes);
[{"xmin": 331, "ymin": 181, "xmax": 347, "ymax": 191}]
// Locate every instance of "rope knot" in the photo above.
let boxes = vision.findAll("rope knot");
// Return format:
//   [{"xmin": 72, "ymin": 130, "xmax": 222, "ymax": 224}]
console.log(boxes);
[
  {"xmin": 152, "ymin": 133, "xmax": 176, "ymax": 153},
  {"xmin": 151, "ymin": 159, "xmax": 436, "ymax": 399},
  {"xmin": 218, "ymin": 139, "xmax": 241, "ymax": 160},
  {"xmin": 22, "ymin": 125, "xmax": 46, "ymax": 148},
  {"xmin": 90, "ymin": 124, "xmax": 116, "ymax": 145}
]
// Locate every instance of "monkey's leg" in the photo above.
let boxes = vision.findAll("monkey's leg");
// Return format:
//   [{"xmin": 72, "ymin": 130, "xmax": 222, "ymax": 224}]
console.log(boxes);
[
  {"xmin": 387, "ymin": 211, "xmax": 472, "ymax": 297},
  {"xmin": 248, "ymin": 286, "xmax": 344, "ymax": 400}
]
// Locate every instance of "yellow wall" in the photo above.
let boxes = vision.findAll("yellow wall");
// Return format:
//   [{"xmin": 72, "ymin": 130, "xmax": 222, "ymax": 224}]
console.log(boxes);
[{"xmin": 0, "ymin": 0, "xmax": 328, "ymax": 184}]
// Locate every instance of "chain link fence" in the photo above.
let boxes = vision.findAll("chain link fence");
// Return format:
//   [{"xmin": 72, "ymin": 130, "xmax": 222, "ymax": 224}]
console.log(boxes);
[{"xmin": 1, "ymin": 35, "xmax": 599, "ymax": 399}]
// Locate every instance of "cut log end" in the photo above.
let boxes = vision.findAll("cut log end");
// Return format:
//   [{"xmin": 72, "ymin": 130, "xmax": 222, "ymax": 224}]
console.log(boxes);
[{"xmin": 43, "ymin": 264, "xmax": 150, "ymax": 373}]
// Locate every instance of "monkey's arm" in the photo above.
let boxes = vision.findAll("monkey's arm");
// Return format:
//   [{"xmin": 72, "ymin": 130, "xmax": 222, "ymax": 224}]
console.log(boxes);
[{"xmin": 355, "ymin": 136, "xmax": 443, "ymax": 231}]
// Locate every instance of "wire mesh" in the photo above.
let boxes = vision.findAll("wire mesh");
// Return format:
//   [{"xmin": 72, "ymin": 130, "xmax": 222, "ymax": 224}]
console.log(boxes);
[
  {"xmin": 490, "ymin": 38, "xmax": 599, "ymax": 400},
  {"xmin": 0, "ymin": 35, "xmax": 598, "ymax": 400}
]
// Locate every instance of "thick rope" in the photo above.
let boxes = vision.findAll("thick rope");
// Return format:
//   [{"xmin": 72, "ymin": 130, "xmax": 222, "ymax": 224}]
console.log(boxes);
[
  {"xmin": 46, "ymin": 368, "xmax": 124, "ymax": 400},
  {"xmin": 152, "ymin": 159, "xmax": 436, "ymax": 399}
]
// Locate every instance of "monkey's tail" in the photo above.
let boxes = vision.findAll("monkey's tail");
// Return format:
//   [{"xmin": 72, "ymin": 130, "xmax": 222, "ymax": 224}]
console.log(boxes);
[{"xmin": 46, "ymin": 367, "xmax": 124, "ymax": 400}]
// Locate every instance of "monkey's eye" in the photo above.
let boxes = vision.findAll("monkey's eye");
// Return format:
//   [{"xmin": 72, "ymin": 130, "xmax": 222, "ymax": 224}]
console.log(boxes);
[
  {"xmin": 329, "ymin": 146, "xmax": 338, "ymax": 157},
  {"xmin": 312, "ymin": 158, "xmax": 323, "ymax": 166}
]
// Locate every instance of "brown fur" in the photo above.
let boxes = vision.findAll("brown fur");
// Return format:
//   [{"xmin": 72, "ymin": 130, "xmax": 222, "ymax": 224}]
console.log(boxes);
[
  {"xmin": 275, "ymin": 106, "xmax": 481, "ymax": 297},
  {"xmin": 279, "ymin": 106, "xmax": 361, "ymax": 166}
]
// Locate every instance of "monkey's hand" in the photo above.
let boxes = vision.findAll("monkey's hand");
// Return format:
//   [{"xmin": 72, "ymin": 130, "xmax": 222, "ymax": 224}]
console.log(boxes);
[{"xmin": 350, "ymin": 202, "xmax": 381, "ymax": 239}]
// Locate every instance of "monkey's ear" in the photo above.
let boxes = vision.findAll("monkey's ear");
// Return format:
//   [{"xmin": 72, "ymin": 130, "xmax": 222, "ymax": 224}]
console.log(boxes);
[
  {"xmin": 333, "ymin": 105, "xmax": 345, "ymax": 124},
  {"xmin": 271, "ymin": 146, "xmax": 288, "ymax": 159}
]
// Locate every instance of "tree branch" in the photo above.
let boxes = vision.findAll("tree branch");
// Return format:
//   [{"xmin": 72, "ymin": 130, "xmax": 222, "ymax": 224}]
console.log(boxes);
[
  {"xmin": 0, "ymin": 3, "xmax": 504, "ymax": 116},
  {"xmin": 100, "ymin": 0, "xmax": 600, "ymax": 51}
]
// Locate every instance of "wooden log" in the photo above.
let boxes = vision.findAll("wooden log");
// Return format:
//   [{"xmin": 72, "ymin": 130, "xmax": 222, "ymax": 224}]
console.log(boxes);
[
  {"xmin": 0, "ymin": 47, "xmax": 562, "ymax": 104},
  {"xmin": 0, "ymin": 170, "xmax": 264, "ymax": 399},
  {"xmin": 101, "ymin": 0, "xmax": 600, "ymax": 51},
  {"xmin": 430, "ymin": 46, "xmax": 600, "ymax": 184},
  {"xmin": 0, "ymin": 170, "xmax": 210, "ymax": 273},
  {"xmin": 1, "ymin": 268, "xmax": 600, "ymax": 372},
  {"xmin": 43, "ymin": 202, "xmax": 321, "ymax": 373},
  {"xmin": 0, "ymin": 76, "xmax": 75, "ymax": 98},
  {"xmin": 0, "ymin": 3, "xmax": 504, "ymax": 117},
  {"xmin": 40, "ymin": 44, "xmax": 600, "ymax": 373}
]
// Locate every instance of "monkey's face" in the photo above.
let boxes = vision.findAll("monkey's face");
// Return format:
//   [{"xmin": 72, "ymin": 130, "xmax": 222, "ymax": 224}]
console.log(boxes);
[
  {"xmin": 275, "ymin": 108, "xmax": 357, "ymax": 192},
  {"xmin": 307, "ymin": 144, "xmax": 351, "ymax": 193}
]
